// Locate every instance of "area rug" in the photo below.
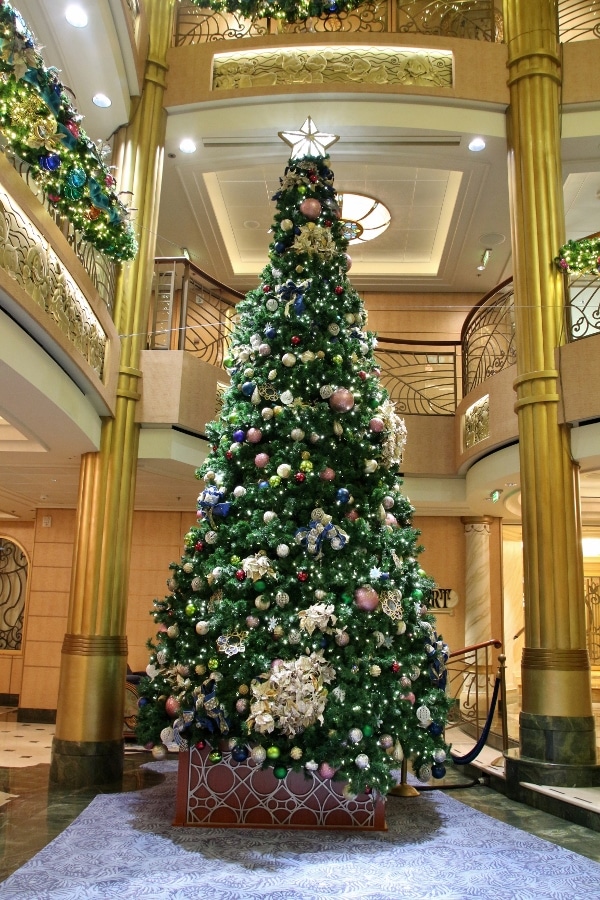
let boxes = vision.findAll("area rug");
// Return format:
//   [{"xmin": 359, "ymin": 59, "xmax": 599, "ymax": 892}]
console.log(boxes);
[{"xmin": 0, "ymin": 761, "xmax": 598, "ymax": 900}]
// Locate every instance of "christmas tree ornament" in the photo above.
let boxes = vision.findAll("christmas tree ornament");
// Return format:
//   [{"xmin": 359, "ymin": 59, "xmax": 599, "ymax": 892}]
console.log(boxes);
[
  {"xmin": 151, "ymin": 744, "xmax": 167, "ymax": 760},
  {"xmin": 319, "ymin": 761, "xmax": 336, "ymax": 779},
  {"xmin": 354, "ymin": 585, "xmax": 379, "ymax": 611},
  {"xmin": 348, "ymin": 728, "xmax": 363, "ymax": 744},
  {"xmin": 329, "ymin": 388, "xmax": 355, "ymax": 412},
  {"xmin": 165, "ymin": 696, "xmax": 180, "ymax": 718},
  {"xmin": 355, "ymin": 754, "xmax": 370, "ymax": 770},
  {"xmin": 266, "ymin": 746, "xmax": 281, "ymax": 760},
  {"xmin": 251, "ymin": 745, "xmax": 267, "ymax": 764}
]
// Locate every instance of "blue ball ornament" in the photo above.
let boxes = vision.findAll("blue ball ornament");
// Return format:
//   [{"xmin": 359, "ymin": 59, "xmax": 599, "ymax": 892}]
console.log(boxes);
[
  {"xmin": 231, "ymin": 745, "xmax": 250, "ymax": 762},
  {"xmin": 428, "ymin": 721, "xmax": 444, "ymax": 737},
  {"xmin": 336, "ymin": 488, "xmax": 350, "ymax": 504},
  {"xmin": 137, "ymin": 697, "xmax": 149, "ymax": 707},
  {"xmin": 431, "ymin": 763, "xmax": 446, "ymax": 779},
  {"xmin": 233, "ymin": 429, "xmax": 246, "ymax": 442},
  {"xmin": 241, "ymin": 381, "xmax": 255, "ymax": 396},
  {"xmin": 264, "ymin": 326, "xmax": 276, "ymax": 339},
  {"xmin": 258, "ymin": 480, "xmax": 269, "ymax": 490},
  {"xmin": 274, "ymin": 242, "xmax": 286, "ymax": 254}
]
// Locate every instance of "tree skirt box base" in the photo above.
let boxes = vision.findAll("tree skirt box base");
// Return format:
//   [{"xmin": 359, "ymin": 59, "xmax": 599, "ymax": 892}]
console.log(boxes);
[{"xmin": 174, "ymin": 745, "xmax": 387, "ymax": 831}]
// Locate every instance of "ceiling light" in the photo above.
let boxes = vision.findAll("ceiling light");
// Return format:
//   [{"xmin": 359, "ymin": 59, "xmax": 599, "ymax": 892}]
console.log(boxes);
[
  {"xmin": 92, "ymin": 93, "xmax": 112, "ymax": 108},
  {"xmin": 477, "ymin": 248, "xmax": 492, "ymax": 271},
  {"xmin": 468, "ymin": 137, "xmax": 486, "ymax": 152},
  {"xmin": 179, "ymin": 138, "xmax": 197, "ymax": 154},
  {"xmin": 337, "ymin": 193, "xmax": 391, "ymax": 245},
  {"xmin": 65, "ymin": 5, "xmax": 88, "ymax": 27}
]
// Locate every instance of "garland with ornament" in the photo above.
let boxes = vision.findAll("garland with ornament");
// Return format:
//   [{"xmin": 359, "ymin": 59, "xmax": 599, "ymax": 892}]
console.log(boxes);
[
  {"xmin": 0, "ymin": 2, "xmax": 137, "ymax": 262},
  {"xmin": 555, "ymin": 236, "xmax": 600, "ymax": 275},
  {"xmin": 188, "ymin": 0, "xmax": 363, "ymax": 24},
  {"xmin": 136, "ymin": 118, "xmax": 453, "ymax": 798}
]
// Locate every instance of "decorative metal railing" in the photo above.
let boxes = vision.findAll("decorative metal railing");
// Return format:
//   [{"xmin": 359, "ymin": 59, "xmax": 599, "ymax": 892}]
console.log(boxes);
[
  {"xmin": 5, "ymin": 153, "xmax": 117, "ymax": 311},
  {"xmin": 175, "ymin": 1, "xmax": 600, "ymax": 44},
  {"xmin": 375, "ymin": 340, "xmax": 459, "ymax": 415},
  {"xmin": 149, "ymin": 259, "xmax": 241, "ymax": 366},
  {"xmin": 565, "ymin": 270, "xmax": 600, "ymax": 341},
  {"xmin": 461, "ymin": 278, "xmax": 516, "ymax": 395},
  {"xmin": 175, "ymin": 0, "xmax": 503, "ymax": 44},
  {"xmin": 584, "ymin": 576, "xmax": 600, "ymax": 665},
  {"xmin": 0, "ymin": 538, "xmax": 27, "ymax": 652},
  {"xmin": 445, "ymin": 639, "xmax": 509, "ymax": 752}
]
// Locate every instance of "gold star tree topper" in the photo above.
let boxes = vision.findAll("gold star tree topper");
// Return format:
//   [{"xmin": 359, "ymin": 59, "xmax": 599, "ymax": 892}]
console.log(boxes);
[{"xmin": 278, "ymin": 117, "xmax": 339, "ymax": 159}]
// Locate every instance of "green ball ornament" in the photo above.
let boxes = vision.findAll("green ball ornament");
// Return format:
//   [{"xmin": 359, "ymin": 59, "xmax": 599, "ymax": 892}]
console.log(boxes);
[
  {"xmin": 266, "ymin": 746, "xmax": 280, "ymax": 759},
  {"xmin": 273, "ymin": 764, "xmax": 288, "ymax": 779},
  {"xmin": 185, "ymin": 604, "xmax": 196, "ymax": 616},
  {"xmin": 254, "ymin": 580, "xmax": 266, "ymax": 592},
  {"xmin": 298, "ymin": 186, "xmax": 307, "ymax": 195},
  {"xmin": 269, "ymin": 475, "xmax": 281, "ymax": 487},
  {"xmin": 209, "ymin": 751, "xmax": 222, "ymax": 764},
  {"xmin": 208, "ymin": 658, "xmax": 219, "ymax": 670},
  {"xmin": 363, "ymin": 724, "xmax": 374, "ymax": 737},
  {"xmin": 341, "ymin": 592, "xmax": 353, "ymax": 605},
  {"xmin": 412, "ymin": 589, "xmax": 424, "ymax": 600}
]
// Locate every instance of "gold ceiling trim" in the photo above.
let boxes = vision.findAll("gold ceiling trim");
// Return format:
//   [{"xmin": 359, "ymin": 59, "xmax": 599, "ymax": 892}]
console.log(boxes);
[{"xmin": 212, "ymin": 46, "xmax": 453, "ymax": 91}]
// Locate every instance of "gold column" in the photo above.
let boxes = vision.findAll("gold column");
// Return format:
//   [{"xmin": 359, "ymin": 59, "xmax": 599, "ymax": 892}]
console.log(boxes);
[
  {"xmin": 50, "ymin": 0, "xmax": 177, "ymax": 787},
  {"xmin": 504, "ymin": 0, "xmax": 597, "ymax": 776}
]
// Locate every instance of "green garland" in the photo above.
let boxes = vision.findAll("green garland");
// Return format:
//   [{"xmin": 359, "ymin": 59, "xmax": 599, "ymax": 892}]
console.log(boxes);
[
  {"xmin": 0, "ymin": 2, "xmax": 137, "ymax": 262},
  {"xmin": 189, "ymin": 0, "xmax": 364, "ymax": 24},
  {"xmin": 555, "ymin": 237, "xmax": 600, "ymax": 275}
]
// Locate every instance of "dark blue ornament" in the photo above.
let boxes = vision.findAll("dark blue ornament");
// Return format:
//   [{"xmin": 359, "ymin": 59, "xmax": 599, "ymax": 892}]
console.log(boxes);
[
  {"xmin": 293, "ymin": 295, "xmax": 305, "ymax": 314},
  {"xmin": 231, "ymin": 745, "xmax": 250, "ymax": 762},
  {"xmin": 232, "ymin": 429, "xmax": 246, "ymax": 442},
  {"xmin": 294, "ymin": 226, "xmax": 301, "ymax": 234},
  {"xmin": 429, "ymin": 721, "xmax": 444, "ymax": 737},
  {"xmin": 336, "ymin": 488, "xmax": 350, "ymax": 504},
  {"xmin": 241, "ymin": 382, "xmax": 255, "ymax": 396},
  {"xmin": 274, "ymin": 242, "xmax": 286, "ymax": 254},
  {"xmin": 137, "ymin": 697, "xmax": 149, "ymax": 707},
  {"xmin": 264, "ymin": 326, "xmax": 276, "ymax": 339},
  {"xmin": 431, "ymin": 763, "xmax": 446, "ymax": 779},
  {"xmin": 40, "ymin": 153, "xmax": 61, "ymax": 171},
  {"xmin": 379, "ymin": 571, "xmax": 390, "ymax": 581}
]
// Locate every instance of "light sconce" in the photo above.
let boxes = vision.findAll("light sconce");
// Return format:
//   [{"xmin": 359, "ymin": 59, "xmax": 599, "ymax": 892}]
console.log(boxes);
[{"xmin": 477, "ymin": 248, "xmax": 492, "ymax": 271}]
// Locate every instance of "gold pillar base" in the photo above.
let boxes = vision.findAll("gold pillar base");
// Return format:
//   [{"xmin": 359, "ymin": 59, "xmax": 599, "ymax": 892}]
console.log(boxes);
[{"xmin": 50, "ymin": 737, "xmax": 124, "ymax": 787}]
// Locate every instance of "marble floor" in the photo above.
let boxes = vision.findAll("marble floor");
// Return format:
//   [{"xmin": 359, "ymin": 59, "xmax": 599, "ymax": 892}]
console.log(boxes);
[{"xmin": 1, "ymin": 712, "xmax": 600, "ymax": 887}]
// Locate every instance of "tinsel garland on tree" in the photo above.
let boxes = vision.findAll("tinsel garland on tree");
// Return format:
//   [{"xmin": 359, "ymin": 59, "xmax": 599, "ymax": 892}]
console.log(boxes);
[
  {"xmin": 0, "ymin": 2, "xmax": 137, "ymax": 262},
  {"xmin": 136, "ymin": 121, "xmax": 453, "ymax": 797},
  {"xmin": 188, "ymin": 0, "xmax": 364, "ymax": 24}
]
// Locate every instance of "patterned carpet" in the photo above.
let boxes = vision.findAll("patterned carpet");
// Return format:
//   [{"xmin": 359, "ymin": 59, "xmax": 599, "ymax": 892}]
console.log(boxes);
[{"xmin": 0, "ymin": 761, "xmax": 599, "ymax": 900}]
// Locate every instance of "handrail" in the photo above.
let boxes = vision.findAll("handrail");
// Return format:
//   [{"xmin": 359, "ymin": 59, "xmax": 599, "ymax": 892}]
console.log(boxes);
[{"xmin": 449, "ymin": 638, "xmax": 502, "ymax": 658}]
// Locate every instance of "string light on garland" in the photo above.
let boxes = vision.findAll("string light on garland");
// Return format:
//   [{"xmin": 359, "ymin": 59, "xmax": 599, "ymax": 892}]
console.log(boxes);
[
  {"xmin": 0, "ymin": 2, "xmax": 137, "ymax": 262},
  {"xmin": 188, "ymin": 0, "xmax": 364, "ymax": 24},
  {"xmin": 555, "ymin": 237, "xmax": 600, "ymax": 275}
]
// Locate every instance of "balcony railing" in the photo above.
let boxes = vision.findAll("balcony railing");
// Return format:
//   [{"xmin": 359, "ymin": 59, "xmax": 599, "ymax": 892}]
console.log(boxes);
[
  {"xmin": 6, "ymin": 153, "xmax": 117, "ymax": 312},
  {"xmin": 175, "ymin": 0, "xmax": 503, "ymax": 43},
  {"xmin": 150, "ymin": 257, "xmax": 600, "ymax": 416},
  {"xmin": 175, "ymin": 0, "xmax": 600, "ymax": 45}
]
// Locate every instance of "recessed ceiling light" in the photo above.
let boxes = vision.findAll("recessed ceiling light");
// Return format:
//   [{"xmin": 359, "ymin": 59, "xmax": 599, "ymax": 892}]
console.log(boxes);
[
  {"xmin": 179, "ymin": 138, "xmax": 197, "ymax": 154},
  {"xmin": 468, "ymin": 137, "xmax": 486, "ymax": 152},
  {"xmin": 92, "ymin": 93, "xmax": 112, "ymax": 108},
  {"xmin": 65, "ymin": 5, "xmax": 88, "ymax": 28}
]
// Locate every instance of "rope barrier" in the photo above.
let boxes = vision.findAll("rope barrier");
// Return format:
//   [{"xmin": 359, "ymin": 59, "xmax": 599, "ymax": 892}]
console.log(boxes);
[{"xmin": 450, "ymin": 676, "xmax": 501, "ymax": 766}]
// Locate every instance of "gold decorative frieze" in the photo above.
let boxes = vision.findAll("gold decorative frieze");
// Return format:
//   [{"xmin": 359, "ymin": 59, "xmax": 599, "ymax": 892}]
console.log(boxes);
[
  {"xmin": 212, "ymin": 45, "xmax": 453, "ymax": 90},
  {"xmin": 0, "ymin": 186, "xmax": 107, "ymax": 378},
  {"xmin": 464, "ymin": 394, "xmax": 489, "ymax": 449}
]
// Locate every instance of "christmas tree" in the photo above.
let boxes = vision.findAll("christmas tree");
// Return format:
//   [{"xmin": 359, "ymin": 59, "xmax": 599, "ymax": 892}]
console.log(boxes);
[{"xmin": 137, "ymin": 119, "xmax": 452, "ymax": 796}]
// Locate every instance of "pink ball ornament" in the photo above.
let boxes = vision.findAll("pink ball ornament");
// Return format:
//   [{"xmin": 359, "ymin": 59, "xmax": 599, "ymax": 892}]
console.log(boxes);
[
  {"xmin": 402, "ymin": 692, "xmax": 416, "ymax": 705},
  {"xmin": 255, "ymin": 452, "xmax": 270, "ymax": 468},
  {"xmin": 354, "ymin": 585, "xmax": 380, "ymax": 611},
  {"xmin": 319, "ymin": 467, "xmax": 336, "ymax": 481},
  {"xmin": 299, "ymin": 198, "xmax": 322, "ymax": 220},
  {"xmin": 385, "ymin": 513, "xmax": 398, "ymax": 528},
  {"xmin": 235, "ymin": 698, "xmax": 248, "ymax": 713},
  {"xmin": 329, "ymin": 388, "xmax": 355, "ymax": 413},
  {"xmin": 369, "ymin": 417, "xmax": 385, "ymax": 433},
  {"xmin": 165, "ymin": 696, "xmax": 180, "ymax": 718},
  {"xmin": 318, "ymin": 761, "xmax": 336, "ymax": 780},
  {"xmin": 246, "ymin": 615, "xmax": 260, "ymax": 628},
  {"xmin": 345, "ymin": 253, "xmax": 353, "ymax": 271},
  {"xmin": 346, "ymin": 509, "xmax": 359, "ymax": 522},
  {"xmin": 247, "ymin": 428, "xmax": 263, "ymax": 444}
]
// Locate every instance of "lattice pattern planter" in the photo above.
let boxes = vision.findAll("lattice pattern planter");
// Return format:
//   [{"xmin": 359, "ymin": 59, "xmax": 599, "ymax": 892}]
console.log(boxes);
[{"xmin": 174, "ymin": 744, "xmax": 387, "ymax": 831}]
